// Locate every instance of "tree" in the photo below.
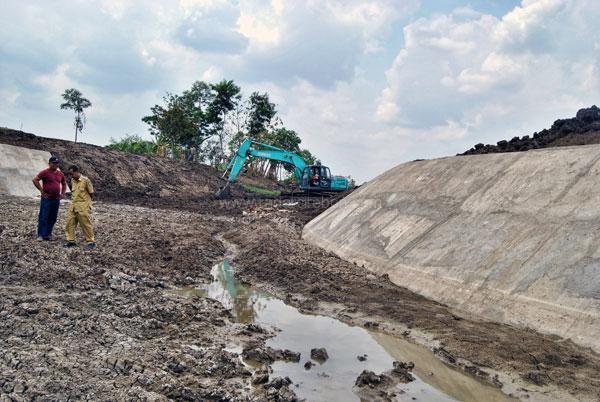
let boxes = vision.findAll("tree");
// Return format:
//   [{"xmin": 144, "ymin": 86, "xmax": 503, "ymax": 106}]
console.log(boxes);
[
  {"xmin": 298, "ymin": 149, "xmax": 319, "ymax": 165},
  {"xmin": 263, "ymin": 128, "xmax": 302, "ymax": 179},
  {"xmin": 142, "ymin": 93, "xmax": 198, "ymax": 158},
  {"xmin": 60, "ymin": 88, "xmax": 91, "ymax": 142},
  {"xmin": 143, "ymin": 80, "xmax": 241, "ymax": 165},
  {"xmin": 247, "ymin": 92, "xmax": 277, "ymax": 138},
  {"xmin": 208, "ymin": 80, "xmax": 241, "ymax": 166}
]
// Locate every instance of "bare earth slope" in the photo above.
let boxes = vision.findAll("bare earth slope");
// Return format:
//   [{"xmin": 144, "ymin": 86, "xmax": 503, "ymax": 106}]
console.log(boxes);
[{"xmin": 0, "ymin": 127, "xmax": 245, "ymax": 202}]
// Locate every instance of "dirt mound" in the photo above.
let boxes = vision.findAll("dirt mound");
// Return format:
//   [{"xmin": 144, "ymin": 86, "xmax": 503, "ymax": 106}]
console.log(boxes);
[
  {"xmin": 463, "ymin": 105, "xmax": 600, "ymax": 155},
  {"xmin": 0, "ymin": 127, "xmax": 245, "ymax": 202}
]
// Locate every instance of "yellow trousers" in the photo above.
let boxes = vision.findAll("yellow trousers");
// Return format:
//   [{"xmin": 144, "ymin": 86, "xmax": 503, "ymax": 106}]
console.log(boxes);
[{"xmin": 65, "ymin": 208, "xmax": 95, "ymax": 243}]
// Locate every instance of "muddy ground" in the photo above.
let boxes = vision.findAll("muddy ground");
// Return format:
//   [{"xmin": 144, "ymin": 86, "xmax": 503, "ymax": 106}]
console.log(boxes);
[{"xmin": 2, "ymin": 194, "xmax": 600, "ymax": 401}]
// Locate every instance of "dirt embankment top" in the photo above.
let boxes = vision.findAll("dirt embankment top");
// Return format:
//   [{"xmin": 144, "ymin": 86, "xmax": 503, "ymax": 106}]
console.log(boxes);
[
  {"xmin": 463, "ymin": 105, "xmax": 600, "ymax": 154},
  {"xmin": 0, "ymin": 127, "xmax": 246, "ymax": 202}
]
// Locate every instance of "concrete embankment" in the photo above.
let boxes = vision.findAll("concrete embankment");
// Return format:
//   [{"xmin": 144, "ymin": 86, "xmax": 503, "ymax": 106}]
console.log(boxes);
[
  {"xmin": 0, "ymin": 143, "xmax": 50, "ymax": 198},
  {"xmin": 303, "ymin": 145, "xmax": 600, "ymax": 351}
]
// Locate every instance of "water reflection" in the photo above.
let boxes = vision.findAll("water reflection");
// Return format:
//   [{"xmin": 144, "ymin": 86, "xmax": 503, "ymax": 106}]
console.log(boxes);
[{"xmin": 174, "ymin": 260, "xmax": 515, "ymax": 402}]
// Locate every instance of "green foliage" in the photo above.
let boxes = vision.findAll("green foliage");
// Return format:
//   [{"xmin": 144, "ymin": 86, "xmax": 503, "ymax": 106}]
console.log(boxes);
[
  {"xmin": 143, "ymin": 80, "xmax": 242, "ymax": 164},
  {"xmin": 247, "ymin": 92, "xmax": 277, "ymax": 138},
  {"xmin": 209, "ymin": 80, "xmax": 241, "ymax": 165},
  {"xmin": 60, "ymin": 88, "xmax": 91, "ymax": 142},
  {"xmin": 240, "ymin": 183, "xmax": 281, "ymax": 197},
  {"xmin": 298, "ymin": 149, "xmax": 320, "ymax": 165},
  {"xmin": 106, "ymin": 135, "xmax": 158, "ymax": 155},
  {"xmin": 142, "ymin": 80, "xmax": 319, "ymax": 180},
  {"xmin": 142, "ymin": 94, "xmax": 198, "ymax": 149}
]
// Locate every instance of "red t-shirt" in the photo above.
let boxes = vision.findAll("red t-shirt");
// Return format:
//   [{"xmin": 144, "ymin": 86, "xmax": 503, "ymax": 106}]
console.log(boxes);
[{"xmin": 36, "ymin": 168, "xmax": 66, "ymax": 200}]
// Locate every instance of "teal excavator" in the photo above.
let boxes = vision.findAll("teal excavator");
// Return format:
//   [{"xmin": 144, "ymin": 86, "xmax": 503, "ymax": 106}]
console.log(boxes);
[{"xmin": 216, "ymin": 138, "xmax": 349, "ymax": 198}]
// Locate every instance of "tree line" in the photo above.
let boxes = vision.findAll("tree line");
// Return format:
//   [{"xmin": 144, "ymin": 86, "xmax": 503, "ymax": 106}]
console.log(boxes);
[
  {"xmin": 60, "ymin": 81, "xmax": 319, "ymax": 181},
  {"xmin": 112, "ymin": 80, "xmax": 318, "ymax": 180}
]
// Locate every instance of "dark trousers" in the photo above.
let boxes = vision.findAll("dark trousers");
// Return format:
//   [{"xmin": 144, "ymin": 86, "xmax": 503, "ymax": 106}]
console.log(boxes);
[{"xmin": 37, "ymin": 198, "xmax": 60, "ymax": 238}]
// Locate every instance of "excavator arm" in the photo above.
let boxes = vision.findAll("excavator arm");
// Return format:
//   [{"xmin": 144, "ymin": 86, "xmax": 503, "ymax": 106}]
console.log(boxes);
[
  {"xmin": 224, "ymin": 138, "xmax": 307, "ymax": 183},
  {"xmin": 216, "ymin": 137, "xmax": 348, "ymax": 198}
]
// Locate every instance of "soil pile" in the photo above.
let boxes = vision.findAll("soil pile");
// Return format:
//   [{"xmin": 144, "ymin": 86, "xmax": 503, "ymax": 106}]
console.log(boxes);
[
  {"xmin": 463, "ymin": 105, "xmax": 600, "ymax": 154},
  {"xmin": 0, "ymin": 127, "xmax": 245, "ymax": 202}
]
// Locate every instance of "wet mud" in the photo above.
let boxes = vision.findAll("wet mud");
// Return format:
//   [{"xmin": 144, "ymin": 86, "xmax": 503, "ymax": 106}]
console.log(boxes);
[{"xmin": 1, "ymin": 193, "xmax": 600, "ymax": 401}]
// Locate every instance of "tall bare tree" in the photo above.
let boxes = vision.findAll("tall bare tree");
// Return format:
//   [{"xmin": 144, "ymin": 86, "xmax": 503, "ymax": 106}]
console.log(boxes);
[{"xmin": 60, "ymin": 88, "xmax": 92, "ymax": 143}]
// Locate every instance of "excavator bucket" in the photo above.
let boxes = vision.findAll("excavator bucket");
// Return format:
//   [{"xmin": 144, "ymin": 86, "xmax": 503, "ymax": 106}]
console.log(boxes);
[{"xmin": 215, "ymin": 182, "xmax": 232, "ymax": 199}]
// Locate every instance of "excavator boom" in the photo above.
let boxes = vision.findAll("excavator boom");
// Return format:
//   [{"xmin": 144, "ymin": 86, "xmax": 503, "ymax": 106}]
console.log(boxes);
[
  {"xmin": 217, "ymin": 137, "xmax": 348, "ymax": 198},
  {"xmin": 224, "ymin": 138, "xmax": 307, "ymax": 183}
]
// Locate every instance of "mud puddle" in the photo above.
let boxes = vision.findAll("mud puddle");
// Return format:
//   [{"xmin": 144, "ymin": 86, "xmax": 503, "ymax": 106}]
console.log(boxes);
[{"xmin": 175, "ymin": 260, "xmax": 513, "ymax": 402}]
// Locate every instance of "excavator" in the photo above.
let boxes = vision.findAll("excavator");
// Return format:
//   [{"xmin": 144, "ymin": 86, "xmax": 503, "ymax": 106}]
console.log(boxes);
[{"xmin": 216, "ymin": 137, "xmax": 349, "ymax": 198}]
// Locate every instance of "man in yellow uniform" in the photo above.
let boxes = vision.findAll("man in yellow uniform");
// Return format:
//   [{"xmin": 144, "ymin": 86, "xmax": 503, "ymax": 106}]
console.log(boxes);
[{"xmin": 64, "ymin": 165, "xmax": 96, "ymax": 250}]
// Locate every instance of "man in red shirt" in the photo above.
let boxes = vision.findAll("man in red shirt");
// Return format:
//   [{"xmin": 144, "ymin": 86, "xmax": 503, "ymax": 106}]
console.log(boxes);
[{"xmin": 32, "ymin": 156, "xmax": 67, "ymax": 240}]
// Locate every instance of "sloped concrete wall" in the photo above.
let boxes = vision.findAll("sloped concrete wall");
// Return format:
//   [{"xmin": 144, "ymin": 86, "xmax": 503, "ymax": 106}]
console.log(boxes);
[
  {"xmin": 303, "ymin": 145, "xmax": 600, "ymax": 351},
  {"xmin": 0, "ymin": 144, "xmax": 51, "ymax": 198}
]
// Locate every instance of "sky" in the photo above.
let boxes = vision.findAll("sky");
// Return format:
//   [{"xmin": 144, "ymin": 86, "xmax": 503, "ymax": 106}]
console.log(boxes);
[{"xmin": 2, "ymin": 0, "xmax": 600, "ymax": 183}]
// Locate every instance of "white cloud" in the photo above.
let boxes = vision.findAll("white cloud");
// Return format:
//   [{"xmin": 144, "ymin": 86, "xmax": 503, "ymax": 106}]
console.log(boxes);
[
  {"xmin": 3, "ymin": 0, "xmax": 600, "ymax": 183},
  {"xmin": 376, "ymin": 0, "xmax": 600, "ymax": 157}
]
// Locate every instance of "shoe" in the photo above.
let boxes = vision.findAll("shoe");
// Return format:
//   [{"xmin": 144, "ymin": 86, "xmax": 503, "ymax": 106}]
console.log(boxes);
[
  {"xmin": 43, "ymin": 236, "xmax": 51, "ymax": 241},
  {"xmin": 36, "ymin": 236, "xmax": 44, "ymax": 241},
  {"xmin": 63, "ymin": 241, "xmax": 77, "ymax": 248},
  {"xmin": 85, "ymin": 243, "xmax": 97, "ymax": 250}
]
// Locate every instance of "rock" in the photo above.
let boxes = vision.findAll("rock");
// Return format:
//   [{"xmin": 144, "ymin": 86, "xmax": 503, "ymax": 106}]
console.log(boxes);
[
  {"xmin": 355, "ymin": 370, "xmax": 385, "ymax": 387},
  {"xmin": 576, "ymin": 106, "xmax": 600, "ymax": 123},
  {"xmin": 310, "ymin": 347, "xmax": 329, "ymax": 362},
  {"xmin": 243, "ymin": 347, "xmax": 301, "ymax": 364},
  {"xmin": 13, "ymin": 382, "xmax": 26, "ymax": 393},
  {"xmin": 433, "ymin": 347, "xmax": 456, "ymax": 364},
  {"xmin": 245, "ymin": 324, "xmax": 265, "ymax": 333},
  {"xmin": 252, "ymin": 372, "xmax": 269, "ymax": 385},
  {"xmin": 167, "ymin": 361, "xmax": 187, "ymax": 374},
  {"xmin": 523, "ymin": 371, "xmax": 550, "ymax": 386},
  {"xmin": 357, "ymin": 354, "xmax": 368, "ymax": 362},
  {"xmin": 303, "ymin": 361, "xmax": 314, "ymax": 370},
  {"xmin": 392, "ymin": 361, "xmax": 415, "ymax": 383},
  {"xmin": 242, "ymin": 347, "xmax": 274, "ymax": 364},
  {"xmin": 275, "ymin": 349, "xmax": 301, "ymax": 363},
  {"xmin": 266, "ymin": 376, "xmax": 292, "ymax": 390},
  {"xmin": 2, "ymin": 381, "xmax": 14, "ymax": 393}
]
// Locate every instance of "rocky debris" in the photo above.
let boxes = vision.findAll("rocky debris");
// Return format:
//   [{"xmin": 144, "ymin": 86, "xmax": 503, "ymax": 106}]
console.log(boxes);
[
  {"xmin": 310, "ymin": 347, "xmax": 329, "ymax": 363},
  {"xmin": 303, "ymin": 361, "xmax": 314, "ymax": 370},
  {"xmin": 264, "ymin": 377, "xmax": 297, "ymax": 402},
  {"xmin": 433, "ymin": 347, "xmax": 457, "ymax": 365},
  {"xmin": 391, "ymin": 361, "xmax": 415, "ymax": 383},
  {"xmin": 357, "ymin": 354, "xmax": 368, "ymax": 362},
  {"xmin": 576, "ymin": 106, "xmax": 600, "ymax": 123},
  {"xmin": 463, "ymin": 106, "xmax": 600, "ymax": 155},
  {"xmin": 252, "ymin": 369, "xmax": 270, "ymax": 385},
  {"xmin": 354, "ymin": 362, "xmax": 415, "ymax": 402},
  {"xmin": 355, "ymin": 370, "xmax": 390, "ymax": 388},
  {"xmin": 276, "ymin": 349, "xmax": 301, "ymax": 362},
  {"xmin": 523, "ymin": 371, "xmax": 551, "ymax": 386},
  {"xmin": 242, "ymin": 346, "xmax": 301, "ymax": 364}
]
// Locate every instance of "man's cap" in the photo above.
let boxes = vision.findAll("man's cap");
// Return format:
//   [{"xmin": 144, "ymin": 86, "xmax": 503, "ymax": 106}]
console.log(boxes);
[{"xmin": 49, "ymin": 156, "xmax": 60, "ymax": 164}]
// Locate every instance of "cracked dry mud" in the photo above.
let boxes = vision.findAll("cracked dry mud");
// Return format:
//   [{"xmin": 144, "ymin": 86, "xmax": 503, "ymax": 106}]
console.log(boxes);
[{"xmin": 1, "ymin": 195, "xmax": 600, "ymax": 401}]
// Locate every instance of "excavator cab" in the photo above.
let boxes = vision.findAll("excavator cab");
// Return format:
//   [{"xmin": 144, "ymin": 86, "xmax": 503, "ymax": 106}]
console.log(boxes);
[{"xmin": 301, "ymin": 165, "xmax": 336, "ymax": 192}]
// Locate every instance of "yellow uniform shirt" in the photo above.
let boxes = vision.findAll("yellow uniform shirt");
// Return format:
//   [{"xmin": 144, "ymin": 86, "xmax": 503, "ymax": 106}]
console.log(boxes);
[{"xmin": 70, "ymin": 175, "xmax": 94, "ymax": 212}]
